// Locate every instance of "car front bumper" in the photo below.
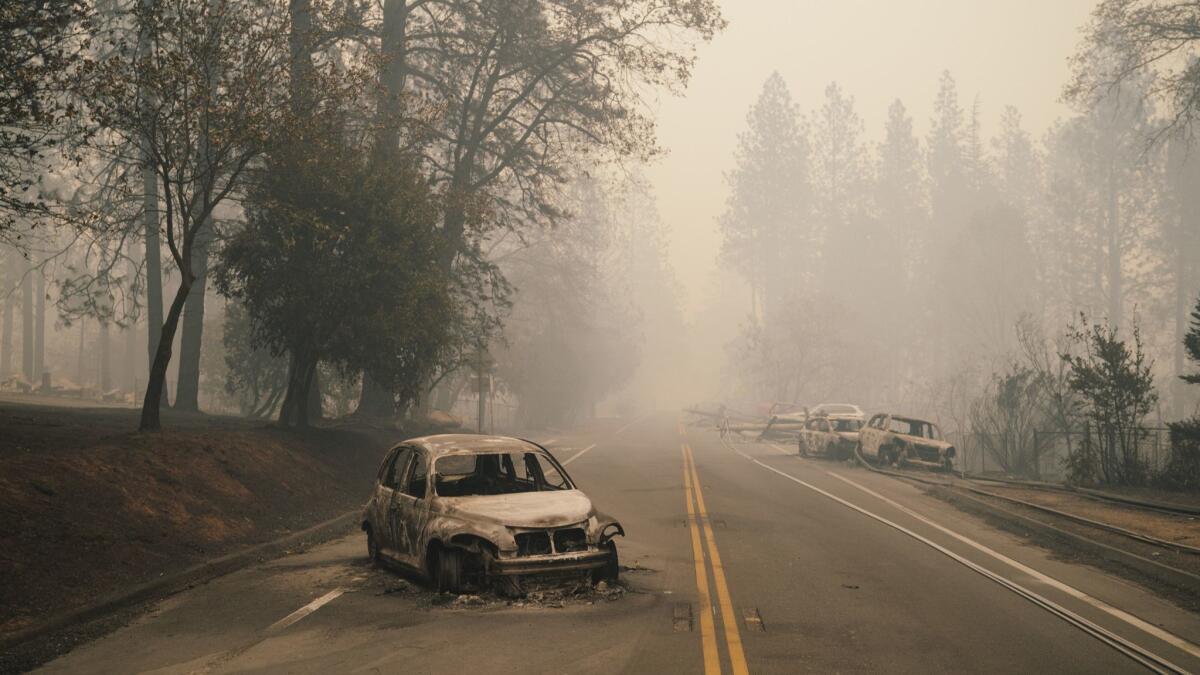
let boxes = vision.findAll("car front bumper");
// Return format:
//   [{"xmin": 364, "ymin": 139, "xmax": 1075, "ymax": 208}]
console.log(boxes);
[{"xmin": 491, "ymin": 549, "xmax": 611, "ymax": 576}]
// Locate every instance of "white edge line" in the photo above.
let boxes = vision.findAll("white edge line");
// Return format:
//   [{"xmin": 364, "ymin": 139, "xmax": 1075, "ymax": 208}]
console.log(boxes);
[
  {"xmin": 763, "ymin": 440, "xmax": 1200, "ymax": 660},
  {"xmin": 267, "ymin": 588, "xmax": 344, "ymax": 633},
  {"xmin": 561, "ymin": 414, "xmax": 648, "ymax": 465},
  {"xmin": 563, "ymin": 443, "xmax": 597, "ymax": 465},
  {"xmin": 724, "ymin": 438, "xmax": 1191, "ymax": 672}
]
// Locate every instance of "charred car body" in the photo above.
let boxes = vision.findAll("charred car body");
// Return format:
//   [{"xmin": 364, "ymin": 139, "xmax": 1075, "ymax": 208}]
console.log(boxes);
[
  {"xmin": 798, "ymin": 412, "xmax": 864, "ymax": 459},
  {"xmin": 858, "ymin": 413, "xmax": 956, "ymax": 471},
  {"xmin": 362, "ymin": 435, "xmax": 623, "ymax": 594}
]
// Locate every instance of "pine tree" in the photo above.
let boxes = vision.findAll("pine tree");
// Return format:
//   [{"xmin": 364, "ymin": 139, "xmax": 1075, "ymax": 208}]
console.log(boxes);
[
  {"xmin": 718, "ymin": 72, "xmax": 810, "ymax": 321},
  {"xmin": 810, "ymin": 82, "xmax": 869, "ymax": 299},
  {"xmin": 875, "ymin": 99, "xmax": 926, "ymax": 284},
  {"xmin": 927, "ymin": 71, "xmax": 968, "ymax": 240},
  {"xmin": 811, "ymin": 82, "xmax": 866, "ymax": 237},
  {"xmin": 992, "ymin": 106, "xmax": 1041, "ymax": 215}
]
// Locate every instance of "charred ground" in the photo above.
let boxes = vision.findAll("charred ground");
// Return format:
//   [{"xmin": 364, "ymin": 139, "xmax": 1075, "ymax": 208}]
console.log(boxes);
[{"xmin": 0, "ymin": 401, "xmax": 395, "ymax": 641}]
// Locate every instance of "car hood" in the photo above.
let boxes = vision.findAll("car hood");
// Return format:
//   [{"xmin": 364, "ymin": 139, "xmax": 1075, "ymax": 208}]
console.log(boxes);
[{"xmin": 438, "ymin": 490, "xmax": 594, "ymax": 528}]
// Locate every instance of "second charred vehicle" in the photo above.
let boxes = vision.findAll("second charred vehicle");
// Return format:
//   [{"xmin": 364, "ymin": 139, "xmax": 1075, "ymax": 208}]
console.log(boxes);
[
  {"xmin": 798, "ymin": 412, "xmax": 864, "ymax": 459},
  {"xmin": 858, "ymin": 413, "xmax": 956, "ymax": 471},
  {"xmin": 362, "ymin": 435, "xmax": 624, "ymax": 595}
]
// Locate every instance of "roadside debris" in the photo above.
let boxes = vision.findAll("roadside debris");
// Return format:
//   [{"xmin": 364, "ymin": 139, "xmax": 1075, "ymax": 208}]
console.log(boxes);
[{"xmin": 422, "ymin": 576, "xmax": 628, "ymax": 611}]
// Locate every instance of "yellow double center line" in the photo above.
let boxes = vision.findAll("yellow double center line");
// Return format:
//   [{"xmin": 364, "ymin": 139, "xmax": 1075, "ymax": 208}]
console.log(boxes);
[{"xmin": 682, "ymin": 440, "xmax": 749, "ymax": 675}]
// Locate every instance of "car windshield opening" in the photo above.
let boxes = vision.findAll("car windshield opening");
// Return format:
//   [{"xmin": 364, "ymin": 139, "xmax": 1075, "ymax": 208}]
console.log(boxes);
[
  {"xmin": 434, "ymin": 452, "xmax": 571, "ymax": 497},
  {"xmin": 889, "ymin": 418, "xmax": 938, "ymax": 439}
]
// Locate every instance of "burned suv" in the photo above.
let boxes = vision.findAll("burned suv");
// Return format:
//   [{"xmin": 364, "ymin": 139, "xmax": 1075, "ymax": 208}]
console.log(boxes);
[
  {"xmin": 362, "ymin": 435, "xmax": 623, "ymax": 595},
  {"xmin": 858, "ymin": 413, "xmax": 956, "ymax": 471}
]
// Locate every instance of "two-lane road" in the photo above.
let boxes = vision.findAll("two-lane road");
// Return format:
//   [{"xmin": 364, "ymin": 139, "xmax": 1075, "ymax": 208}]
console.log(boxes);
[{"xmin": 38, "ymin": 416, "xmax": 1200, "ymax": 673}]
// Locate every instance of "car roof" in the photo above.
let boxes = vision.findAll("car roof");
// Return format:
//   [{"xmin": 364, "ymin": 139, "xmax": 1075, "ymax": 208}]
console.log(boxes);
[
  {"xmin": 886, "ymin": 414, "xmax": 934, "ymax": 425},
  {"xmin": 814, "ymin": 403, "xmax": 862, "ymax": 413},
  {"xmin": 400, "ymin": 433, "xmax": 545, "ymax": 458}
]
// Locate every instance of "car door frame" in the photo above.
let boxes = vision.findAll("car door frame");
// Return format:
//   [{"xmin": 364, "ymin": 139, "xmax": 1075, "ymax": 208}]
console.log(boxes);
[
  {"xmin": 379, "ymin": 446, "xmax": 414, "ymax": 560},
  {"xmin": 816, "ymin": 417, "xmax": 834, "ymax": 455},
  {"xmin": 861, "ymin": 414, "xmax": 888, "ymax": 458},
  {"xmin": 369, "ymin": 446, "xmax": 400, "ymax": 550},
  {"xmin": 799, "ymin": 416, "xmax": 820, "ymax": 455},
  {"xmin": 389, "ymin": 447, "xmax": 432, "ymax": 569}
]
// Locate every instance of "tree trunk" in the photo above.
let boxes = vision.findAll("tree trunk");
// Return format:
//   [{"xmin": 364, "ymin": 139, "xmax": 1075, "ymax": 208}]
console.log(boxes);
[
  {"xmin": 174, "ymin": 220, "xmax": 212, "ymax": 411},
  {"xmin": 125, "ymin": 242, "xmax": 140, "ymax": 393},
  {"xmin": 375, "ymin": 0, "xmax": 409, "ymax": 161},
  {"xmin": 1174, "ymin": 241, "xmax": 1188, "ymax": 419},
  {"xmin": 306, "ymin": 364, "xmax": 322, "ymax": 421},
  {"xmin": 349, "ymin": 0, "xmax": 411, "ymax": 416},
  {"xmin": 34, "ymin": 266, "xmax": 44, "ymax": 380},
  {"xmin": 357, "ymin": 371, "xmax": 394, "ymax": 417},
  {"xmin": 139, "ymin": 0, "xmax": 166, "ymax": 406},
  {"xmin": 476, "ymin": 357, "xmax": 485, "ymax": 433},
  {"xmin": 100, "ymin": 321, "xmax": 111, "ymax": 392},
  {"xmin": 76, "ymin": 319, "xmax": 85, "ymax": 385},
  {"xmin": 21, "ymin": 255, "xmax": 33, "ymax": 381},
  {"xmin": 440, "ymin": 201, "xmax": 467, "ymax": 273},
  {"xmin": 1, "ymin": 250, "xmax": 13, "ymax": 379},
  {"xmin": 140, "ymin": 279, "xmax": 191, "ymax": 431},
  {"xmin": 278, "ymin": 348, "xmax": 317, "ymax": 428}
]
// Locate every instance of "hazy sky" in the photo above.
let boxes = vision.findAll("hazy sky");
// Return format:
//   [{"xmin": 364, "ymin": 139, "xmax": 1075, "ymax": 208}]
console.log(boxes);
[{"xmin": 645, "ymin": 0, "xmax": 1100, "ymax": 314}]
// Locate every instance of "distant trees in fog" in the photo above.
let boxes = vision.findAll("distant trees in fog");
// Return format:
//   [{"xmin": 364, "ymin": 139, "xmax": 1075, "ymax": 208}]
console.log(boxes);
[{"xmin": 720, "ymin": 50, "xmax": 1200, "ymax": 433}]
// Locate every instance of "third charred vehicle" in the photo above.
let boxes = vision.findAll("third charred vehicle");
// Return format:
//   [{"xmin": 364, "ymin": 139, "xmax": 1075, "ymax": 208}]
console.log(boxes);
[{"xmin": 857, "ymin": 413, "xmax": 956, "ymax": 471}]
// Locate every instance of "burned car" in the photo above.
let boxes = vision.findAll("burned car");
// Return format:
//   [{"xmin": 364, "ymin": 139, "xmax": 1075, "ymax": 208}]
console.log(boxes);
[
  {"xmin": 362, "ymin": 434, "xmax": 623, "ymax": 595},
  {"xmin": 808, "ymin": 403, "xmax": 865, "ymax": 418},
  {"xmin": 798, "ymin": 413, "xmax": 864, "ymax": 459},
  {"xmin": 857, "ymin": 413, "xmax": 956, "ymax": 471}
]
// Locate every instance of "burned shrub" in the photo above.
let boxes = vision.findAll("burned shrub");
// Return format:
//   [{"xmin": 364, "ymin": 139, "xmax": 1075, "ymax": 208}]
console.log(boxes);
[{"xmin": 1060, "ymin": 316, "xmax": 1157, "ymax": 486}]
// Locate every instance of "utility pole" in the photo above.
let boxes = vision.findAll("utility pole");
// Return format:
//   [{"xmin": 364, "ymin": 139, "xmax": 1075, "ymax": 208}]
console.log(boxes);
[{"xmin": 476, "ymin": 343, "xmax": 486, "ymax": 433}]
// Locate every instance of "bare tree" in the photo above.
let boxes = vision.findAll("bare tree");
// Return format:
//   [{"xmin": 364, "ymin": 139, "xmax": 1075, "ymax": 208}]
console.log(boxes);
[
  {"xmin": 83, "ymin": 0, "xmax": 290, "ymax": 430},
  {"xmin": 1067, "ymin": 0, "xmax": 1200, "ymax": 140}
]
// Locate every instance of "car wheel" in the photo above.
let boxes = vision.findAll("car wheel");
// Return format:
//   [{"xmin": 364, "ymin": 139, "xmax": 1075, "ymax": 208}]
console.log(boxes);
[
  {"xmin": 366, "ymin": 525, "xmax": 381, "ymax": 567},
  {"xmin": 798, "ymin": 438, "xmax": 809, "ymax": 457},
  {"xmin": 437, "ymin": 547, "xmax": 465, "ymax": 594},
  {"xmin": 593, "ymin": 540, "xmax": 619, "ymax": 584},
  {"xmin": 943, "ymin": 457, "xmax": 954, "ymax": 473}
]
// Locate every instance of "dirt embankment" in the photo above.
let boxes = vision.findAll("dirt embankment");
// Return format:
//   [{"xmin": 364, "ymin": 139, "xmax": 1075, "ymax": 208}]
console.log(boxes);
[{"xmin": 0, "ymin": 402, "xmax": 398, "ymax": 639}]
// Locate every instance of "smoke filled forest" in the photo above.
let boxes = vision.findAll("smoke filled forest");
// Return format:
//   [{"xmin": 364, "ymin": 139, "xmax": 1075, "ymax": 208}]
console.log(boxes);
[
  {"xmin": 14, "ymin": 3, "xmax": 1200, "ymax": 673},
  {"xmin": 4, "ymin": 0, "xmax": 1200, "ymax": 488}
]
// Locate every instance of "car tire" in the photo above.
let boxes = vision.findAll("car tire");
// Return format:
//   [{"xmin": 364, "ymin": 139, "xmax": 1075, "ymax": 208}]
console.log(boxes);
[
  {"xmin": 593, "ymin": 540, "xmax": 619, "ymax": 584},
  {"xmin": 437, "ymin": 547, "xmax": 465, "ymax": 594},
  {"xmin": 366, "ymin": 525, "xmax": 381, "ymax": 567},
  {"xmin": 798, "ymin": 439, "xmax": 808, "ymax": 457}
]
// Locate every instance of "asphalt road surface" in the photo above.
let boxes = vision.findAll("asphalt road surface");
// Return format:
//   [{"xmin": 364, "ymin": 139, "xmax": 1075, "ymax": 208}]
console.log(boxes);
[{"xmin": 38, "ymin": 416, "xmax": 1200, "ymax": 673}]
